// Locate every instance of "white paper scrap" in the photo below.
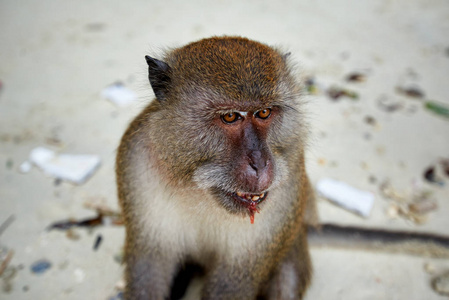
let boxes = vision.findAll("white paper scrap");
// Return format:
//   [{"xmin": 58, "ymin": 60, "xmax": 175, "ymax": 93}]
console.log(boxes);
[
  {"xmin": 101, "ymin": 82, "xmax": 137, "ymax": 107},
  {"xmin": 29, "ymin": 147, "xmax": 101, "ymax": 184},
  {"xmin": 316, "ymin": 178, "xmax": 374, "ymax": 217}
]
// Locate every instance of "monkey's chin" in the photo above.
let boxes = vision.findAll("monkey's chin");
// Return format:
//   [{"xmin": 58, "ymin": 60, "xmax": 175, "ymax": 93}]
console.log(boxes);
[{"xmin": 212, "ymin": 188, "xmax": 269, "ymax": 224}]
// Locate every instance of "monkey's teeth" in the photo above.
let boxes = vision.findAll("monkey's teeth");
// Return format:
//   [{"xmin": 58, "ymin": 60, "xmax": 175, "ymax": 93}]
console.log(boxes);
[{"xmin": 236, "ymin": 192, "xmax": 266, "ymax": 202}]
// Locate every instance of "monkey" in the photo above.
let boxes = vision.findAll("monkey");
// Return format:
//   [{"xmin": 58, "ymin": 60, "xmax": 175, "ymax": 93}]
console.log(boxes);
[
  {"xmin": 116, "ymin": 36, "xmax": 314, "ymax": 300},
  {"xmin": 115, "ymin": 36, "xmax": 449, "ymax": 300}
]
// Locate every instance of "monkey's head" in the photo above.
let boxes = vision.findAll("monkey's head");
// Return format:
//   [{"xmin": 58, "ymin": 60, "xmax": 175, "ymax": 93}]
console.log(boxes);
[{"xmin": 146, "ymin": 37, "xmax": 305, "ymax": 223}]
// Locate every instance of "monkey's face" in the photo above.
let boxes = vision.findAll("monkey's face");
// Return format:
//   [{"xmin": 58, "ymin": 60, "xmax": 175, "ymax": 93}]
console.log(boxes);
[
  {"xmin": 176, "ymin": 92, "xmax": 301, "ymax": 223},
  {"xmin": 146, "ymin": 37, "xmax": 305, "ymax": 223},
  {"xmin": 186, "ymin": 96, "xmax": 304, "ymax": 224},
  {"xmin": 206, "ymin": 106, "xmax": 277, "ymax": 223}
]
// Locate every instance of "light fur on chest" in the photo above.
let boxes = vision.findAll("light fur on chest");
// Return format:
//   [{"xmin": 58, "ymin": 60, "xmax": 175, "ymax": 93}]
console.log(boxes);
[{"xmin": 131, "ymin": 168, "xmax": 286, "ymax": 264}]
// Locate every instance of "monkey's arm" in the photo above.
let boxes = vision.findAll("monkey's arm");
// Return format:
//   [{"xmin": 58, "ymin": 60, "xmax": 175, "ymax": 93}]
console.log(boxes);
[
  {"xmin": 117, "ymin": 106, "xmax": 182, "ymax": 300},
  {"xmin": 120, "ymin": 187, "xmax": 181, "ymax": 300},
  {"xmin": 120, "ymin": 188, "xmax": 181, "ymax": 300},
  {"xmin": 124, "ymin": 243, "xmax": 179, "ymax": 300},
  {"xmin": 308, "ymin": 223, "xmax": 449, "ymax": 258}
]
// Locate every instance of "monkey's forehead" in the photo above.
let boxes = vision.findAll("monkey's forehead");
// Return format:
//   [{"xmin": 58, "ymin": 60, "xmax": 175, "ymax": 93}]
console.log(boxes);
[
  {"xmin": 168, "ymin": 37, "xmax": 285, "ymax": 77},
  {"xmin": 170, "ymin": 36, "xmax": 282, "ymax": 58},
  {"xmin": 167, "ymin": 37, "xmax": 290, "ymax": 104}
]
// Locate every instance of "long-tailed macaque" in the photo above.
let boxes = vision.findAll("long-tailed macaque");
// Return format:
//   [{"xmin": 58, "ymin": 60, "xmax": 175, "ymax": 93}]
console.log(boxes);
[{"xmin": 116, "ymin": 36, "xmax": 313, "ymax": 299}]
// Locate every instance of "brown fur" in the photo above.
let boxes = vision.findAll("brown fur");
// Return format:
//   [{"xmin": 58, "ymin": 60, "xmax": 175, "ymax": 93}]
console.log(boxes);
[{"xmin": 116, "ymin": 36, "xmax": 312, "ymax": 300}]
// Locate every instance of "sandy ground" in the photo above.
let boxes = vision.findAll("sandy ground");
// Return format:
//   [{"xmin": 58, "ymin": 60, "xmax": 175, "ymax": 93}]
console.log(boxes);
[{"xmin": 1, "ymin": 0, "xmax": 449, "ymax": 299}]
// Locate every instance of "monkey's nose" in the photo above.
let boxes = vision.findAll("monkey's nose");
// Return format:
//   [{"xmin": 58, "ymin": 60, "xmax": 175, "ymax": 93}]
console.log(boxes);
[
  {"xmin": 244, "ymin": 150, "xmax": 273, "ymax": 192},
  {"xmin": 248, "ymin": 150, "xmax": 267, "ymax": 173}
]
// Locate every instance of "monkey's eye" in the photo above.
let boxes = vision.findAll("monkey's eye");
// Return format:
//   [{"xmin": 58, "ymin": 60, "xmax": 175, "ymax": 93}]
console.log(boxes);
[
  {"xmin": 256, "ymin": 108, "xmax": 271, "ymax": 119},
  {"xmin": 221, "ymin": 112, "xmax": 240, "ymax": 124}
]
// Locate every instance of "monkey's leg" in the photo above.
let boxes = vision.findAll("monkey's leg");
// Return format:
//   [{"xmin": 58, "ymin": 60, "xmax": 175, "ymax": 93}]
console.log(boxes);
[
  {"xmin": 264, "ymin": 228, "xmax": 312, "ymax": 300},
  {"xmin": 124, "ymin": 241, "xmax": 179, "ymax": 300},
  {"xmin": 200, "ymin": 263, "xmax": 261, "ymax": 300}
]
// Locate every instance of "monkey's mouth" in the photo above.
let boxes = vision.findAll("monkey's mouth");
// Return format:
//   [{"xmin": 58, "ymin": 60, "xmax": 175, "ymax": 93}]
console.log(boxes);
[
  {"xmin": 232, "ymin": 191, "xmax": 268, "ymax": 206},
  {"xmin": 230, "ymin": 191, "xmax": 269, "ymax": 224},
  {"xmin": 212, "ymin": 187, "xmax": 269, "ymax": 224}
]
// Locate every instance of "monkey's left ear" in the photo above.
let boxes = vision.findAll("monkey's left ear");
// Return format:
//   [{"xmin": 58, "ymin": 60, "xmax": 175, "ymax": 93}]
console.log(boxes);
[{"xmin": 145, "ymin": 55, "xmax": 171, "ymax": 101}]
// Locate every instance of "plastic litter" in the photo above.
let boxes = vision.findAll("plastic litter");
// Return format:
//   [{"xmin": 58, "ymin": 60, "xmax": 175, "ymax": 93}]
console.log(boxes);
[
  {"xmin": 29, "ymin": 147, "xmax": 100, "ymax": 184},
  {"xmin": 425, "ymin": 101, "xmax": 449, "ymax": 119},
  {"xmin": 101, "ymin": 82, "xmax": 137, "ymax": 107},
  {"xmin": 316, "ymin": 178, "xmax": 375, "ymax": 217}
]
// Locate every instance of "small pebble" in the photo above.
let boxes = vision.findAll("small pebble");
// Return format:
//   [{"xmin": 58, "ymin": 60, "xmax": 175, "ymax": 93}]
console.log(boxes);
[
  {"xmin": 6, "ymin": 159, "xmax": 13, "ymax": 169},
  {"xmin": 108, "ymin": 291, "xmax": 124, "ymax": 300},
  {"xmin": 115, "ymin": 278, "xmax": 126, "ymax": 290},
  {"xmin": 93, "ymin": 234, "xmax": 103, "ymax": 251},
  {"xmin": 85, "ymin": 23, "xmax": 106, "ymax": 32},
  {"xmin": 396, "ymin": 86, "xmax": 425, "ymax": 99},
  {"xmin": 368, "ymin": 175, "xmax": 377, "ymax": 184},
  {"xmin": 386, "ymin": 204, "xmax": 400, "ymax": 219},
  {"xmin": 317, "ymin": 158, "xmax": 326, "ymax": 166},
  {"xmin": 364, "ymin": 115, "xmax": 376, "ymax": 126},
  {"xmin": 74, "ymin": 268, "xmax": 85, "ymax": 283},
  {"xmin": 19, "ymin": 161, "xmax": 32, "ymax": 173},
  {"xmin": 441, "ymin": 159, "xmax": 449, "ymax": 176},
  {"xmin": 30, "ymin": 259, "xmax": 52, "ymax": 274},
  {"xmin": 66, "ymin": 229, "xmax": 81, "ymax": 241},
  {"xmin": 346, "ymin": 72, "xmax": 366, "ymax": 82},
  {"xmin": 432, "ymin": 271, "xmax": 449, "ymax": 296},
  {"xmin": 424, "ymin": 262, "xmax": 436, "ymax": 275},
  {"xmin": 114, "ymin": 252, "xmax": 124, "ymax": 264},
  {"xmin": 424, "ymin": 166, "xmax": 444, "ymax": 186}
]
